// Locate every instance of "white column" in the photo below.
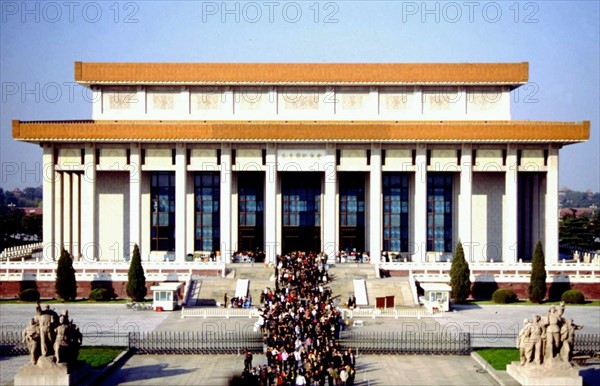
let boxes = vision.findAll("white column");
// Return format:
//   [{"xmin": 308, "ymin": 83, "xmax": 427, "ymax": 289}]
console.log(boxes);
[
  {"xmin": 72, "ymin": 172, "xmax": 80, "ymax": 258},
  {"xmin": 175, "ymin": 144, "xmax": 187, "ymax": 261},
  {"xmin": 369, "ymin": 144, "xmax": 382, "ymax": 264},
  {"xmin": 220, "ymin": 144, "xmax": 232, "ymax": 263},
  {"xmin": 459, "ymin": 145, "xmax": 473, "ymax": 262},
  {"xmin": 63, "ymin": 172, "xmax": 72, "ymax": 257},
  {"xmin": 42, "ymin": 145, "xmax": 56, "ymax": 260},
  {"xmin": 413, "ymin": 144, "xmax": 427, "ymax": 262},
  {"xmin": 545, "ymin": 145, "xmax": 559, "ymax": 264},
  {"xmin": 504, "ymin": 145, "xmax": 518, "ymax": 262},
  {"xmin": 54, "ymin": 171, "xmax": 63, "ymax": 253},
  {"xmin": 323, "ymin": 144, "xmax": 337, "ymax": 258},
  {"xmin": 81, "ymin": 144, "xmax": 97, "ymax": 261},
  {"xmin": 129, "ymin": 144, "xmax": 142, "ymax": 257},
  {"xmin": 264, "ymin": 144, "xmax": 278, "ymax": 263}
]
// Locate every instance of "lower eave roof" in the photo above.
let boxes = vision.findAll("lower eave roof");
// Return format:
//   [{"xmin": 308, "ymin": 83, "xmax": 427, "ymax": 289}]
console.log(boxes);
[{"xmin": 12, "ymin": 120, "xmax": 590, "ymax": 144}]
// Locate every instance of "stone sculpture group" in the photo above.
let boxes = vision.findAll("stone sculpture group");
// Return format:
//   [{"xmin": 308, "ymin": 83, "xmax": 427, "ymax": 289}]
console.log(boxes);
[
  {"xmin": 516, "ymin": 302, "xmax": 583, "ymax": 366},
  {"xmin": 21, "ymin": 302, "xmax": 83, "ymax": 366}
]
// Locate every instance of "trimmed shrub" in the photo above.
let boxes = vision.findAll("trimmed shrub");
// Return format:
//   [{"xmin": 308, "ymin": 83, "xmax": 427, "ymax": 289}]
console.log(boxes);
[
  {"xmin": 55, "ymin": 248, "xmax": 77, "ymax": 301},
  {"xmin": 492, "ymin": 289, "xmax": 517, "ymax": 304},
  {"xmin": 89, "ymin": 288, "xmax": 111, "ymax": 302},
  {"xmin": 561, "ymin": 289, "xmax": 585, "ymax": 304},
  {"xmin": 126, "ymin": 244, "xmax": 147, "ymax": 302},
  {"xmin": 450, "ymin": 241, "xmax": 471, "ymax": 303},
  {"xmin": 528, "ymin": 240, "xmax": 546, "ymax": 303},
  {"xmin": 19, "ymin": 288, "xmax": 40, "ymax": 302}
]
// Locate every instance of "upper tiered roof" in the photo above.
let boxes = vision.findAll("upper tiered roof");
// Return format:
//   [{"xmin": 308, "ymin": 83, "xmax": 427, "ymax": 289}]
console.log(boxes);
[{"xmin": 75, "ymin": 62, "xmax": 529, "ymax": 87}]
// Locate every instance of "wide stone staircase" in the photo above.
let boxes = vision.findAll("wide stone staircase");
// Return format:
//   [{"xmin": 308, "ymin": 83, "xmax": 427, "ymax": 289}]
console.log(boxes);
[
  {"xmin": 186, "ymin": 264, "xmax": 416, "ymax": 308},
  {"xmin": 364, "ymin": 276, "xmax": 416, "ymax": 307}
]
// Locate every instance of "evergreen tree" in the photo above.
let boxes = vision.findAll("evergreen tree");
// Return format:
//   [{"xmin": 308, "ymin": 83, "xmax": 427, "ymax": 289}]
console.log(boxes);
[
  {"xmin": 528, "ymin": 240, "xmax": 547, "ymax": 303},
  {"xmin": 449, "ymin": 241, "xmax": 471, "ymax": 303},
  {"xmin": 126, "ymin": 244, "xmax": 147, "ymax": 301},
  {"xmin": 55, "ymin": 249, "xmax": 77, "ymax": 301}
]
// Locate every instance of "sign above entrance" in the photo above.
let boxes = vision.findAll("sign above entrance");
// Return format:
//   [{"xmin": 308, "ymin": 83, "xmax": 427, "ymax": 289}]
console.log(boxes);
[{"xmin": 276, "ymin": 149, "xmax": 332, "ymax": 172}]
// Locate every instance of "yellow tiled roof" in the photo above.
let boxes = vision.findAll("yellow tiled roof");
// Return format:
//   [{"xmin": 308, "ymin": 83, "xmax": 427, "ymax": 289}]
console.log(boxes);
[
  {"xmin": 13, "ymin": 120, "xmax": 589, "ymax": 144},
  {"xmin": 74, "ymin": 62, "xmax": 529, "ymax": 86}
]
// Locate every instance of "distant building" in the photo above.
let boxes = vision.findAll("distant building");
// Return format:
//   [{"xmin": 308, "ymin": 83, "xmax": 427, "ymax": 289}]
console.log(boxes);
[{"xmin": 12, "ymin": 62, "xmax": 590, "ymax": 264}]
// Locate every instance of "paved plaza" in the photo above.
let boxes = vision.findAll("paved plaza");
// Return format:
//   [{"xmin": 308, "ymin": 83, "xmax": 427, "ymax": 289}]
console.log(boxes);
[
  {"xmin": 101, "ymin": 354, "xmax": 499, "ymax": 386},
  {"xmin": 1, "ymin": 302, "xmax": 599, "ymax": 385}
]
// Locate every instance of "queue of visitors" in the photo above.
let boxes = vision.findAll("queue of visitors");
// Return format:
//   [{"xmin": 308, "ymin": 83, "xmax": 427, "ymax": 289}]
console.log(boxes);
[{"xmin": 240, "ymin": 251, "xmax": 356, "ymax": 386}]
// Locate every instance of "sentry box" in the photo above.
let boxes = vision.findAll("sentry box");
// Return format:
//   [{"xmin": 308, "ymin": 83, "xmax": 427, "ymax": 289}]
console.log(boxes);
[
  {"xmin": 419, "ymin": 283, "xmax": 451, "ymax": 313},
  {"xmin": 151, "ymin": 282, "xmax": 183, "ymax": 311}
]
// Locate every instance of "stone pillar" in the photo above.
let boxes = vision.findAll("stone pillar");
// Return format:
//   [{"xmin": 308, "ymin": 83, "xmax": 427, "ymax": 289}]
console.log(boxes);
[
  {"xmin": 129, "ymin": 144, "xmax": 142, "ymax": 258},
  {"xmin": 545, "ymin": 145, "xmax": 559, "ymax": 264},
  {"xmin": 175, "ymin": 144, "xmax": 187, "ymax": 261},
  {"xmin": 220, "ymin": 144, "xmax": 232, "ymax": 263},
  {"xmin": 81, "ymin": 144, "xmax": 96, "ymax": 261},
  {"xmin": 54, "ymin": 171, "xmax": 63, "ymax": 254},
  {"xmin": 264, "ymin": 144, "xmax": 278, "ymax": 263},
  {"xmin": 72, "ymin": 172, "xmax": 80, "ymax": 258},
  {"xmin": 504, "ymin": 145, "xmax": 518, "ymax": 262},
  {"xmin": 42, "ymin": 145, "xmax": 56, "ymax": 260},
  {"xmin": 323, "ymin": 144, "xmax": 337, "ymax": 258},
  {"xmin": 413, "ymin": 144, "xmax": 428, "ymax": 262},
  {"xmin": 369, "ymin": 144, "xmax": 382, "ymax": 264},
  {"xmin": 459, "ymin": 145, "xmax": 473, "ymax": 261},
  {"xmin": 63, "ymin": 172, "xmax": 72, "ymax": 257}
]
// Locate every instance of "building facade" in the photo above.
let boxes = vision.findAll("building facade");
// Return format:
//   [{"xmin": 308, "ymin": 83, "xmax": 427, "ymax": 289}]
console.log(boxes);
[{"xmin": 12, "ymin": 62, "xmax": 589, "ymax": 264}]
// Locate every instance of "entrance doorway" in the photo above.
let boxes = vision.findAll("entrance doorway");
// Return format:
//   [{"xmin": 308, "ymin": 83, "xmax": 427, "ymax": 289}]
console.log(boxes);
[{"xmin": 281, "ymin": 172, "xmax": 321, "ymax": 253}]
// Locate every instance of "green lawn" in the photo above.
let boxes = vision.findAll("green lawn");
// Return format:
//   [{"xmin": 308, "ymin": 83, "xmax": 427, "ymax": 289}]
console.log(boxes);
[
  {"xmin": 0, "ymin": 298, "xmax": 151, "ymax": 304},
  {"xmin": 78, "ymin": 346, "xmax": 126, "ymax": 368},
  {"xmin": 469, "ymin": 300, "xmax": 600, "ymax": 306},
  {"xmin": 475, "ymin": 348, "xmax": 520, "ymax": 370}
]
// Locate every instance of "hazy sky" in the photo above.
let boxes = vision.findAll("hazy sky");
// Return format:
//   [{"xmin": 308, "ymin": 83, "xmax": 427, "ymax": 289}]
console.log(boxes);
[{"xmin": 1, "ymin": 0, "xmax": 598, "ymax": 191}]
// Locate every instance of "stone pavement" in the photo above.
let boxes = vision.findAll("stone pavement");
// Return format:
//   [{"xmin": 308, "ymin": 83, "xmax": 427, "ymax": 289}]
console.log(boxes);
[
  {"xmin": 101, "ymin": 354, "xmax": 499, "ymax": 386},
  {"xmin": 1, "ymin": 303, "xmax": 599, "ymax": 385}
]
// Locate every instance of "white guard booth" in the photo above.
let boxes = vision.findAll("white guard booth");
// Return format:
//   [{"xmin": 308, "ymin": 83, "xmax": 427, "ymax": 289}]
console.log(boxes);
[
  {"xmin": 419, "ymin": 283, "xmax": 451, "ymax": 312},
  {"xmin": 151, "ymin": 282, "xmax": 183, "ymax": 311}
]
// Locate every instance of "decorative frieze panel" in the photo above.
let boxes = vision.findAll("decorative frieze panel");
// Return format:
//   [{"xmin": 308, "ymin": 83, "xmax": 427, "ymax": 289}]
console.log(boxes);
[
  {"xmin": 236, "ymin": 149, "xmax": 263, "ymax": 171},
  {"xmin": 277, "ymin": 149, "xmax": 330, "ymax": 171},
  {"xmin": 189, "ymin": 149, "xmax": 218, "ymax": 170}
]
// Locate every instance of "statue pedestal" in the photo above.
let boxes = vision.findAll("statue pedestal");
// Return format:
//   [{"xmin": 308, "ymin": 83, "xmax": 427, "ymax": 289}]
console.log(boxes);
[
  {"xmin": 507, "ymin": 358, "xmax": 583, "ymax": 386},
  {"xmin": 14, "ymin": 357, "xmax": 90, "ymax": 386}
]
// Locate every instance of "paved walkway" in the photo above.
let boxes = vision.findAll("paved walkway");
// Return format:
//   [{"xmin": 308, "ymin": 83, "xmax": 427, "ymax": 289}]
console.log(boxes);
[
  {"xmin": 1, "ymin": 303, "xmax": 599, "ymax": 385},
  {"xmin": 101, "ymin": 354, "xmax": 499, "ymax": 386}
]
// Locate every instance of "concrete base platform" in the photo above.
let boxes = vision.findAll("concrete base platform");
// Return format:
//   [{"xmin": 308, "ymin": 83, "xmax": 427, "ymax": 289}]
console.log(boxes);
[
  {"xmin": 506, "ymin": 358, "xmax": 583, "ymax": 386},
  {"xmin": 14, "ymin": 357, "xmax": 90, "ymax": 386}
]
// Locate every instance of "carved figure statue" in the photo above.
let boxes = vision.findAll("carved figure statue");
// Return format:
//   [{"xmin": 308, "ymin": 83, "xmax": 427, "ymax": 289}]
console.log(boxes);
[
  {"xmin": 514, "ymin": 304, "xmax": 584, "ymax": 368},
  {"xmin": 545, "ymin": 302, "xmax": 565, "ymax": 359},
  {"xmin": 24, "ymin": 303, "xmax": 83, "ymax": 366},
  {"xmin": 36, "ymin": 302, "xmax": 58, "ymax": 357},
  {"xmin": 560, "ymin": 318, "xmax": 583, "ymax": 362},
  {"xmin": 516, "ymin": 319, "xmax": 531, "ymax": 365},
  {"xmin": 22, "ymin": 318, "xmax": 40, "ymax": 365},
  {"xmin": 527, "ymin": 315, "xmax": 544, "ymax": 365},
  {"xmin": 54, "ymin": 315, "xmax": 70, "ymax": 363}
]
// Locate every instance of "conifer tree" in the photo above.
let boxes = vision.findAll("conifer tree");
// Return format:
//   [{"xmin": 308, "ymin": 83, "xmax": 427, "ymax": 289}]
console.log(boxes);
[
  {"xmin": 449, "ymin": 241, "xmax": 471, "ymax": 303},
  {"xmin": 528, "ymin": 240, "xmax": 547, "ymax": 303},
  {"xmin": 55, "ymin": 248, "xmax": 77, "ymax": 301},
  {"xmin": 126, "ymin": 244, "xmax": 147, "ymax": 301}
]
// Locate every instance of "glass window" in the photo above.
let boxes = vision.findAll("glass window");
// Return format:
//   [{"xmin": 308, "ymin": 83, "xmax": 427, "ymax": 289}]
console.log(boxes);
[
  {"xmin": 151, "ymin": 172, "xmax": 175, "ymax": 251},
  {"xmin": 194, "ymin": 172, "xmax": 220, "ymax": 252},
  {"xmin": 383, "ymin": 173, "xmax": 409, "ymax": 252},
  {"xmin": 283, "ymin": 174, "xmax": 320, "ymax": 227},
  {"xmin": 427, "ymin": 173, "xmax": 453, "ymax": 252}
]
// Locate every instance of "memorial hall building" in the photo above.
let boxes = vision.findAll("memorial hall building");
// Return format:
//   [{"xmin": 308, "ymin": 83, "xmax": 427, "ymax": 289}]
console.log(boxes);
[{"xmin": 12, "ymin": 62, "xmax": 590, "ymax": 265}]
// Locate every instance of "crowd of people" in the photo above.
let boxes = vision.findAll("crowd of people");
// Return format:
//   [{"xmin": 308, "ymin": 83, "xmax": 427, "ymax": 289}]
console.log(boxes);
[{"xmin": 240, "ymin": 251, "xmax": 356, "ymax": 386}]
